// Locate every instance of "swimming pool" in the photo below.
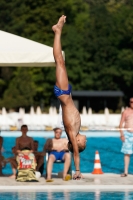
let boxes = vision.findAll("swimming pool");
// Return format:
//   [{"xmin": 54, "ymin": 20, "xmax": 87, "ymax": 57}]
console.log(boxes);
[
  {"xmin": 0, "ymin": 191, "xmax": 132, "ymax": 200},
  {"xmin": 1, "ymin": 130, "xmax": 132, "ymax": 175}
]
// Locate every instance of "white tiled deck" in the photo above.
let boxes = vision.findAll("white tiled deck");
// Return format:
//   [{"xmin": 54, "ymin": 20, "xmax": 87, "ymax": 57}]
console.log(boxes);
[{"xmin": 0, "ymin": 173, "xmax": 133, "ymax": 191}]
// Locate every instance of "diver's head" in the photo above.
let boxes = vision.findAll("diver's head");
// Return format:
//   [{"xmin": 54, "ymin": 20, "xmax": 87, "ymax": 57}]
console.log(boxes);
[{"xmin": 68, "ymin": 133, "xmax": 86, "ymax": 153}]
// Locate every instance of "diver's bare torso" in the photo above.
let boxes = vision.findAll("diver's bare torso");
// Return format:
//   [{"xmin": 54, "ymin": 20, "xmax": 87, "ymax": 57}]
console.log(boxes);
[{"xmin": 58, "ymin": 94, "xmax": 81, "ymax": 136}]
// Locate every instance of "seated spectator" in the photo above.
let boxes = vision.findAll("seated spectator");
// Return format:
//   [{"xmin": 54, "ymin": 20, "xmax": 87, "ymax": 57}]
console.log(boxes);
[
  {"xmin": 0, "ymin": 136, "xmax": 3, "ymax": 176},
  {"xmin": 16, "ymin": 147, "xmax": 39, "ymax": 182},
  {"xmin": 3, "ymin": 146, "xmax": 18, "ymax": 178},
  {"xmin": 34, "ymin": 140, "xmax": 45, "ymax": 175},
  {"xmin": 16, "ymin": 124, "xmax": 34, "ymax": 154},
  {"xmin": 0, "ymin": 136, "xmax": 3, "ymax": 152},
  {"xmin": 43, "ymin": 127, "xmax": 71, "ymax": 182}
]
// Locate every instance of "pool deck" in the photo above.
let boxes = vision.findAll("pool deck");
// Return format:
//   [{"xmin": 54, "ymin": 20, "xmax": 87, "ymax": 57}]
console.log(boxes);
[{"xmin": 0, "ymin": 173, "xmax": 133, "ymax": 192}]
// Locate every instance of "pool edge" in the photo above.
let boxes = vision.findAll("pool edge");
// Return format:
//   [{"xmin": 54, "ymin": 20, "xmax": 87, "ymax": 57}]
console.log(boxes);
[{"xmin": 0, "ymin": 185, "xmax": 133, "ymax": 191}]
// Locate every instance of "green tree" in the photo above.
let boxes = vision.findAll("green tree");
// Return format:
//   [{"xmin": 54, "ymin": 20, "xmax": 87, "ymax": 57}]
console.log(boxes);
[{"xmin": 0, "ymin": 68, "xmax": 36, "ymax": 110}]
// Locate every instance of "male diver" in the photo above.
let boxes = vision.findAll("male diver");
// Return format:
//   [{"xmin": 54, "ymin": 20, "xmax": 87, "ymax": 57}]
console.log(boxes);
[{"xmin": 52, "ymin": 15, "xmax": 86, "ymax": 179}]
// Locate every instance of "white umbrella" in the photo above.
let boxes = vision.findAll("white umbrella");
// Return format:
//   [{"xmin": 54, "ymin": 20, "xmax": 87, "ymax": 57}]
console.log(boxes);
[
  {"xmin": 19, "ymin": 107, "xmax": 25, "ymax": 119},
  {"xmin": 49, "ymin": 106, "xmax": 54, "ymax": 115},
  {"xmin": 104, "ymin": 107, "xmax": 110, "ymax": 124},
  {"xmin": 34, "ymin": 106, "xmax": 44, "ymax": 130},
  {"xmin": 0, "ymin": 30, "xmax": 65, "ymax": 67},
  {"xmin": 1, "ymin": 107, "xmax": 7, "ymax": 126},
  {"xmin": 19, "ymin": 107, "xmax": 25, "ymax": 116},
  {"xmin": 36, "ymin": 106, "xmax": 42, "ymax": 115},
  {"xmin": 0, "ymin": 108, "xmax": 15, "ymax": 130},
  {"xmin": 44, "ymin": 106, "xmax": 55, "ymax": 128},
  {"xmin": 56, "ymin": 105, "xmax": 64, "ymax": 130},
  {"xmin": 81, "ymin": 106, "xmax": 89, "ymax": 127},
  {"xmin": 53, "ymin": 107, "xmax": 57, "ymax": 115},
  {"xmin": 17, "ymin": 108, "xmax": 25, "ymax": 128},
  {"xmin": 88, "ymin": 108, "xmax": 92, "ymax": 115},
  {"xmin": 121, "ymin": 107, "xmax": 125, "ymax": 113},
  {"xmin": 30, "ymin": 106, "xmax": 35, "ymax": 115},
  {"xmin": 28, "ymin": 107, "xmax": 36, "ymax": 129},
  {"xmin": 8, "ymin": 112, "xmax": 19, "ymax": 126},
  {"xmin": 2, "ymin": 107, "xmax": 7, "ymax": 116},
  {"xmin": 88, "ymin": 107, "xmax": 92, "ymax": 125},
  {"xmin": 23, "ymin": 114, "xmax": 31, "ymax": 125},
  {"xmin": 82, "ymin": 106, "xmax": 87, "ymax": 115}
]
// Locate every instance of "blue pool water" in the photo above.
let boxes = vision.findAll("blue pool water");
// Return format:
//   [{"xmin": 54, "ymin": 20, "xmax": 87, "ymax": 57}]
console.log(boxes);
[
  {"xmin": 0, "ymin": 191, "xmax": 132, "ymax": 200},
  {"xmin": 1, "ymin": 131, "xmax": 133, "ymax": 175}
]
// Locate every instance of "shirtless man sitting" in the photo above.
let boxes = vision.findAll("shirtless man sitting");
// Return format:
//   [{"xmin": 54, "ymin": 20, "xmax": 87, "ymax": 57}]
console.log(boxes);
[
  {"xmin": 119, "ymin": 97, "xmax": 133, "ymax": 176},
  {"xmin": 7, "ymin": 125, "xmax": 34, "ymax": 178},
  {"xmin": 44, "ymin": 127, "xmax": 71, "ymax": 181},
  {"xmin": 0, "ymin": 136, "xmax": 3, "ymax": 176},
  {"xmin": 16, "ymin": 124, "xmax": 34, "ymax": 154},
  {"xmin": 3, "ymin": 146, "xmax": 18, "ymax": 178},
  {"xmin": 52, "ymin": 15, "xmax": 86, "ymax": 179},
  {"xmin": 0, "ymin": 136, "xmax": 3, "ymax": 152}
]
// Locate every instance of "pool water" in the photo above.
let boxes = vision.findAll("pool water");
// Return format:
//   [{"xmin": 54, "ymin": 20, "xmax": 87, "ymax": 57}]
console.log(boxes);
[
  {"xmin": 0, "ymin": 191, "xmax": 132, "ymax": 200},
  {"xmin": 2, "ymin": 133, "xmax": 133, "ymax": 175}
]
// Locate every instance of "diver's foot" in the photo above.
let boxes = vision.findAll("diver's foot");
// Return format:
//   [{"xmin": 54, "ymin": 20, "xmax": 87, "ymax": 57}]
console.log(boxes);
[
  {"xmin": 9, "ymin": 174, "xmax": 16, "ymax": 178},
  {"xmin": 52, "ymin": 15, "xmax": 66, "ymax": 33}
]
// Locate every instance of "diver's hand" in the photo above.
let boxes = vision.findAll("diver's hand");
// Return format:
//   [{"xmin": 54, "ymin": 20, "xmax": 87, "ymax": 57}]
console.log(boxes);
[{"xmin": 73, "ymin": 171, "xmax": 84, "ymax": 180}]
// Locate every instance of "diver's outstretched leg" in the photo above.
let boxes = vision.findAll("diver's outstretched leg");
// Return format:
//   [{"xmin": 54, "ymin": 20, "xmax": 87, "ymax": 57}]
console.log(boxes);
[{"xmin": 52, "ymin": 15, "xmax": 68, "ymax": 90}]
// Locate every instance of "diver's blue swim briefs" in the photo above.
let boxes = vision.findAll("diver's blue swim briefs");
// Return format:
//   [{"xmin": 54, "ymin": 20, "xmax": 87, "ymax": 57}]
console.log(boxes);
[
  {"xmin": 54, "ymin": 84, "xmax": 72, "ymax": 97},
  {"xmin": 49, "ymin": 150, "xmax": 67, "ymax": 162}
]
